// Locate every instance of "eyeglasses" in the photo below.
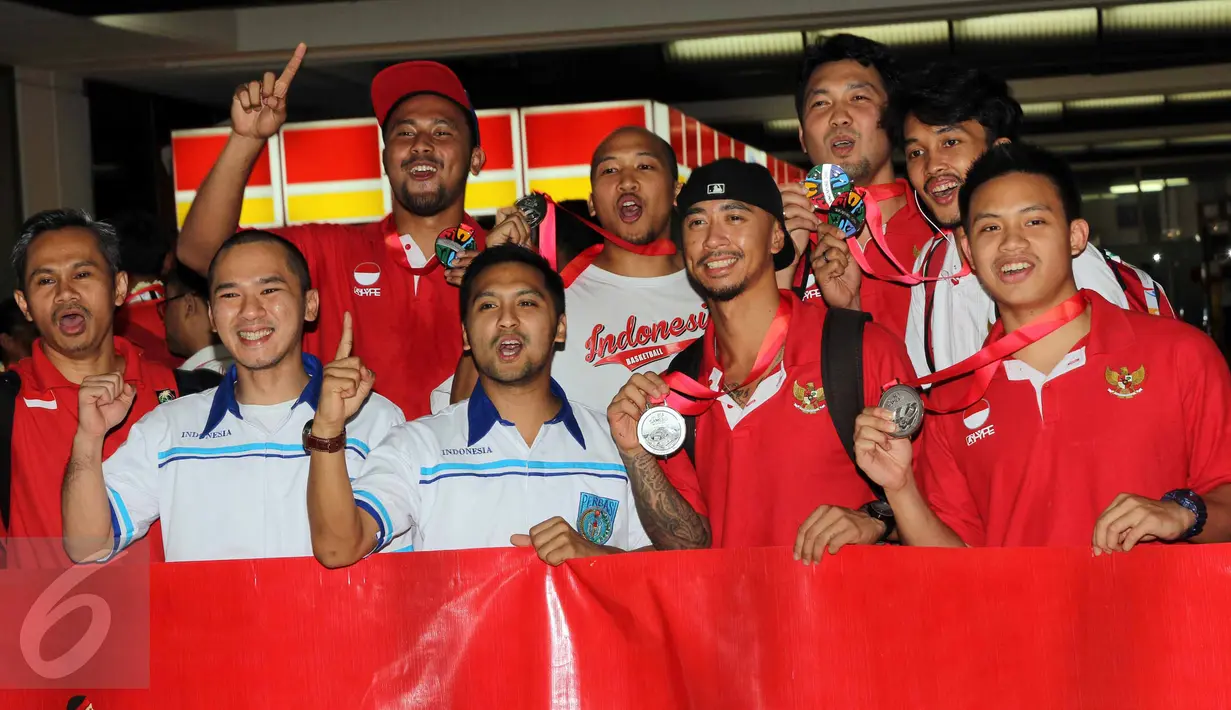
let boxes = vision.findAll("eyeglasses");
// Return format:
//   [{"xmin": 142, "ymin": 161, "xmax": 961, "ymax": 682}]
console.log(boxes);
[{"xmin": 156, "ymin": 293, "xmax": 190, "ymax": 320}]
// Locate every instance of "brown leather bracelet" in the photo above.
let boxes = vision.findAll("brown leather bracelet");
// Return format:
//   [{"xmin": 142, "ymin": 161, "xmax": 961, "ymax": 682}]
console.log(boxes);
[{"xmin": 302, "ymin": 419, "xmax": 346, "ymax": 453}]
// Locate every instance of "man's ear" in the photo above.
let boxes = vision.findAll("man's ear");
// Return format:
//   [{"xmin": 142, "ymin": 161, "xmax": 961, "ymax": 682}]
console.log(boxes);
[
  {"xmin": 956, "ymin": 225, "xmax": 975, "ymax": 272},
  {"xmin": 113, "ymin": 271, "xmax": 129, "ymax": 307},
  {"xmin": 470, "ymin": 146, "xmax": 487, "ymax": 176},
  {"xmin": 770, "ymin": 220, "xmax": 787, "ymax": 257},
  {"xmin": 304, "ymin": 288, "xmax": 320, "ymax": 323},
  {"xmin": 797, "ymin": 125, "xmax": 808, "ymax": 155},
  {"xmin": 461, "ymin": 322, "xmax": 471, "ymax": 353},
  {"xmin": 673, "ymin": 180, "xmax": 683, "ymax": 199},
  {"xmin": 13, "ymin": 289, "xmax": 31, "ymax": 322},
  {"xmin": 554, "ymin": 313, "xmax": 567, "ymax": 345},
  {"xmin": 587, "ymin": 193, "xmax": 596, "ymax": 218},
  {"xmin": 1068, "ymin": 218, "xmax": 1090, "ymax": 257}
]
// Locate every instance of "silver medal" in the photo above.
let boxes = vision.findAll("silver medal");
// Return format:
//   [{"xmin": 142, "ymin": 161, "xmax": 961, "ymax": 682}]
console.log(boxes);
[
  {"xmin": 637, "ymin": 404, "xmax": 687, "ymax": 456},
  {"xmin": 878, "ymin": 384, "xmax": 924, "ymax": 439},
  {"xmin": 515, "ymin": 193, "xmax": 548, "ymax": 230}
]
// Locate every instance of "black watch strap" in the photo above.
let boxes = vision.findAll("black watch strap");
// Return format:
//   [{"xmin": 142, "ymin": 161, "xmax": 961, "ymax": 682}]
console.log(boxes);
[{"xmin": 860, "ymin": 500, "xmax": 895, "ymax": 543}]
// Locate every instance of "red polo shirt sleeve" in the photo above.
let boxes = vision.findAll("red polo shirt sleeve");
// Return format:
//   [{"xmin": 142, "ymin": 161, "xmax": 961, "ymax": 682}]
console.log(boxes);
[
  {"xmin": 1181, "ymin": 333, "xmax": 1231, "ymax": 495},
  {"xmin": 917, "ymin": 414, "xmax": 986, "ymax": 546},
  {"xmin": 658, "ymin": 451, "xmax": 709, "ymax": 517}
]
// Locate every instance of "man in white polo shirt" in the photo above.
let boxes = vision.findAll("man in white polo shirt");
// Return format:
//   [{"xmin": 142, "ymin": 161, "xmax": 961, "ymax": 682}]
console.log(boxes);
[
  {"xmin": 307, "ymin": 245, "xmax": 650, "ymax": 567},
  {"xmin": 61, "ymin": 231, "xmax": 404, "ymax": 563}
]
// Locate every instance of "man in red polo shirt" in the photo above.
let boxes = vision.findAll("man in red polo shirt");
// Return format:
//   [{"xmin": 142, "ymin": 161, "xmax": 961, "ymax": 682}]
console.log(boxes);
[
  {"xmin": 608, "ymin": 159, "xmax": 914, "ymax": 560},
  {"xmin": 177, "ymin": 44, "xmax": 493, "ymax": 419},
  {"xmin": 854, "ymin": 144, "xmax": 1231, "ymax": 550},
  {"xmin": 4, "ymin": 209, "xmax": 191, "ymax": 567},
  {"xmin": 779, "ymin": 34, "xmax": 933, "ymax": 340}
]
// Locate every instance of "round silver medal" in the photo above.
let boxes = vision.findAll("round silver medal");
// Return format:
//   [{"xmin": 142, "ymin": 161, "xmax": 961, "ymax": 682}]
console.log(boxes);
[
  {"xmin": 878, "ymin": 384, "xmax": 924, "ymax": 439},
  {"xmin": 637, "ymin": 405, "xmax": 687, "ymax": 456}
]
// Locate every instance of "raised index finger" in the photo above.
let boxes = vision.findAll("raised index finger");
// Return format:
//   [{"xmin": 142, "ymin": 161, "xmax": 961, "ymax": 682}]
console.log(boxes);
[
  {"xmin": 335, "ymin": 311, "xmax": 354, "ymax": 360},
  {"xmin": 274, "ymin": 43, "xmax": 307, "ymax": 97}
]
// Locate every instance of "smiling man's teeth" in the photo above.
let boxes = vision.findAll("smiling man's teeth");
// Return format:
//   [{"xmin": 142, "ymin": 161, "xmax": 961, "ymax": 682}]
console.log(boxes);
[
  {"xmin": 1001, "ymin": 262, "xmax": 1030, "ymax": 274},
  {"xmin": 239, "ymin": 329, "xmax": 273, "ymax": 341},
  {"xmin": 411, "ymin": 165, "xmax": 437, "ymax": 174},
  {"xmin": 621, "ymin": 200, "xmax": 637, "ymax": 207},
  {"xmin": 706, "ymin": 258, "xmax": 737, "ymax": 269}
]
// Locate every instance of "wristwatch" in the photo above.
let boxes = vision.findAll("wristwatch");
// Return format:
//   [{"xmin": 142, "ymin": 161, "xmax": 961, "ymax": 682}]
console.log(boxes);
[
  {"xmin": 302, "ymin": 419, "xmax": 346, "ymax": 454},
  {"xmin": 859, "ymin": 499, "xmax": 896, "ymax": 543},
  {"xmin": 1161, "ymin": 488, "xmax": 1206, "ymax": 541}
]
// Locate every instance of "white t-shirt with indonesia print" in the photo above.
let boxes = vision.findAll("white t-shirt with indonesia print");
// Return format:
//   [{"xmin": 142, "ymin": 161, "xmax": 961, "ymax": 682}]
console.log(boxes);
[{"xmin": 553, "ymin": 265, "xmax": 707, "ymax": 412}]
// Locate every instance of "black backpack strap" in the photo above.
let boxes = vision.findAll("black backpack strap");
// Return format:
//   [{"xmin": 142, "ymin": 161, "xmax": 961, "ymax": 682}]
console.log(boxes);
[
  {"xmin": 0, "ymin": 370, "xmax": 22, "ymax": 531},
  {"xmin": 662, "ymin": 337, "xmax": 706, "ymax": 464},
  {"xmin": 173, "ymin": 368, "xmax": 223, "ymax": 396},
  {"xmin": 820, "ymin": 307, "xmax": 885, "ymax": 500}
]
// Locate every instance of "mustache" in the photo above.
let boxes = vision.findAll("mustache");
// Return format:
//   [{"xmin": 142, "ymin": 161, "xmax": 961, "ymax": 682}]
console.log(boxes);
[
  {"xmin": 824, "ymin": 127, "xmax": 862, "ymax": 142},
  {"xmin": 400, "ymin": 155, "xmax": 444, "ymax": 172},
  {"xmin": 489, "ymin": 332, "xmax": 528, "ymax": 348},
  {"xmin": 53, "ymin": 303, "xmax": 90, "ymax": 319}
]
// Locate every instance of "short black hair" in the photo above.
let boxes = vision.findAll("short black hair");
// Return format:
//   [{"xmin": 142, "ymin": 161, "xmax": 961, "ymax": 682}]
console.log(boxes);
[
  {"xmin": 164, "ymin": 261, "xmax": 210, "ymax": 301},
  {"xmin": 111, "ymin": 211, "xmax": 173, "ymax": 279},
  {"xmin": 0, "ymin": 297, "xmax": 32, "ymax": 336},
  {"xmin": 207, "ymin": 230, "xmax": 312, "ymax": 294},
  {"xmin": 796, "ymin": 34, "xmax": 901, "ymax": 120},
  {"xmin": 889, "ymin": 62, "xmax": 1023, "ymax": 148},
  {"xmin": 960, "ymin": 143, "xmax": 1081, "ymax": 233},
  {"xmin": 12, "ymin": 209, "xmax": 121, "ymax": 287},
  {"xmin": 589, "ymin": 126, "xmax": 680, "ymax": 184},
  {"xmin": 459, "ymin": 245, "xmax": 565, "ymax": 319}
]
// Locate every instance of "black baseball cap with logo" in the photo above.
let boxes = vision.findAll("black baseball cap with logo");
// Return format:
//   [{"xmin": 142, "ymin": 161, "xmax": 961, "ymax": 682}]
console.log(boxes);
[{"xmin": 676, "ymin": 158, "xmax": 796, "ymax": 271}]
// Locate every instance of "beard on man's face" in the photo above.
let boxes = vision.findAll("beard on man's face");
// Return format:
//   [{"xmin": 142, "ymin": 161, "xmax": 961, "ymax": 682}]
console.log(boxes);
[
  {"xmin": 686, "ymin": 271, "xmax": 748, "ymax": 303},
  {"xmin": 394, "ymin": 155, "xmax": 470, "ymax": 218}
]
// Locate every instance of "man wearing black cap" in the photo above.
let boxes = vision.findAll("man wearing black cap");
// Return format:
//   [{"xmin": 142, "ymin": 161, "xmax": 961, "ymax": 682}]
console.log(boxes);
[
  {"xmin": 177, "ymin": 44, "xmax": 498, "ymax": 419},
  {"xmin": 607, "ymin": 159, "xmax": 914, "ymax": 561}
]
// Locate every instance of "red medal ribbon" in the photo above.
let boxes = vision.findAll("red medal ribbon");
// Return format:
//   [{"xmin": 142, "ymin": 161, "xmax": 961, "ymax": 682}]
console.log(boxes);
[
  {"xmin": 888, "ymin": 291, "xmax": 1090, "ymax": 413},
  {"xmin": 539, "ymin": 194, "xmax": 677, "ymax": 281},
  {"xmin": 840, "ymin": 182, "xmax": 972, "ymax": 286},
  {"xmin": 655, "ymin": 293, "xmax": 792, "ymax": 416}
]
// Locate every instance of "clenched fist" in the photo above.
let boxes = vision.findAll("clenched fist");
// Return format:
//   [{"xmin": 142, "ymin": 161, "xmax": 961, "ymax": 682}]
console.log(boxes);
[{"xmin": 77, "ymin": 372, "xmax": 136, "ymax": 440}]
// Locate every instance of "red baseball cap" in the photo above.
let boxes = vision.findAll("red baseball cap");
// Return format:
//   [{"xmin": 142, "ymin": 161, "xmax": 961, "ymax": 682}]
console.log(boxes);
[{"xmin": 371, "ymin": 61, "xmax": 480, "ymax": 144}]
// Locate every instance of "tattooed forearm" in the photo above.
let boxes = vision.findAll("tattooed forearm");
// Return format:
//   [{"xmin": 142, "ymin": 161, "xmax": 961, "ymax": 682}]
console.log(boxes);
[{"xmin": 621, "ymin": 450, "xmax": 711, "ymax": 550}]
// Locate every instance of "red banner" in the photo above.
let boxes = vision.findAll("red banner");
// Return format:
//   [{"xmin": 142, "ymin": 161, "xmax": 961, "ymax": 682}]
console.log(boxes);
[{"xmin": 2, "ymin": 545, "xmax": 1230, "ymax": 709}]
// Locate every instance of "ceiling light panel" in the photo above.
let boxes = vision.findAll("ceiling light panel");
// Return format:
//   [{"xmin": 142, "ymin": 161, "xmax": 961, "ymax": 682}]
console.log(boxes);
[
  {"xmin": 764, "ymin": 118, "xmax": 801, "ymax": 134},
  {"xmin": 1021, "ymin": 101, "xmax": 1064, "ymax": 120},
  {"xmin": 954, "ymin": 9, "xmax": 1098, "ymax": 45},
  {"xmin": 1169, "ymin": 134, "xmax": 1231, "ymax": 146},
  {"xmin": 1066, "ymin": 95, "xmax": 1165, "ymax": 112},
  {"xmin": 1099, "ymin": 138, "xmax": 1167, "ymax": 151},
  {"xmin": 809, "ymin": 21, "xmax": 950, "ymax": 48},
  {"xmin": 1104, "ymin": 0, "xmax": 1231, "ymax": 34},
  {"xmin": 666, "ymin": 32, "xmax": 804, "ymax": 63},
  {"xmin": 1168, "ymin": 90, "xmax": 1231, "ymax": 103}
]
